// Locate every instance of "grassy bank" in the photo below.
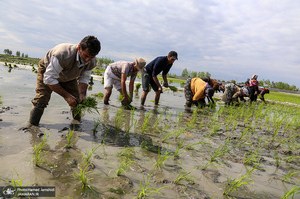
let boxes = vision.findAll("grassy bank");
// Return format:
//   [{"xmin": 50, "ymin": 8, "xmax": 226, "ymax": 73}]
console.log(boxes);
[{"xmin": 265, "ymin": 91, "xmax": 300, "ymax": 105}]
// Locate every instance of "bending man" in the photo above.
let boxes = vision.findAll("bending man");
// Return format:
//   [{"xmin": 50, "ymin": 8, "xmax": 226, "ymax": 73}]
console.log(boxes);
[
  {"xmin": 29, "ymin": 35, "xmax": 101, "ymax": 126},
  {"xmin": 103, "ymin": 58, "xmax": 146, "ymax": 105},
  {"xmin": 141, "ymin": 51, "xmax": 178, "ymax": 106}
]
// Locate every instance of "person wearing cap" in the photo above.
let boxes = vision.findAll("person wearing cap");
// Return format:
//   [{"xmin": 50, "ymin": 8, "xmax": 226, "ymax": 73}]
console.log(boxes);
[
  {"xmin": 219, "ymin": 83, "xmax": 244, "ymax": 105},
  {"xmin": 141, "ymin": 51, "xmax": 178, "ymax": 106},
  {"xmin": 103, "ymin": 58, "xmax": 146, "ymax": 105},
  {"xmin": 29, "ymin": 35, "xmax": 101, "ymax": 126},
  {"xmin": 249, "ymin": 74, "xmax": 259, "ymax": 102},
  {"xmin": 184, "ymin": 77, "xmax": 214, "ymax": 108}
]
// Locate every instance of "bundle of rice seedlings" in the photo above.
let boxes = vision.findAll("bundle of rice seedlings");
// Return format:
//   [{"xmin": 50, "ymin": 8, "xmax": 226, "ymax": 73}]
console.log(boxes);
[
  {"xmin": 168, "ymin": 85, "xmax": 178, "ymax": 93},
  {"xmin": 118, "ymin": 93, "xmax": 132, "ymax": 103},
  {"xmin": 73, "ymin": 96, "xmax": 99, "ymax": 117}
]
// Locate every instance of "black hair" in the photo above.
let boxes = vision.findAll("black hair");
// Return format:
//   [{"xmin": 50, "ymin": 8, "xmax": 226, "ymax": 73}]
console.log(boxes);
[{"xmin": 79, "ymin": 35, "xmax": 101, "ymax": 56}]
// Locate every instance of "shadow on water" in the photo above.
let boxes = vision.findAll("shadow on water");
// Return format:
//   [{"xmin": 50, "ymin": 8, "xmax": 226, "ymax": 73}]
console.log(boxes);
[{"xmin": 78, "ymin": 123, "xmax": 171, "ymax": 155}]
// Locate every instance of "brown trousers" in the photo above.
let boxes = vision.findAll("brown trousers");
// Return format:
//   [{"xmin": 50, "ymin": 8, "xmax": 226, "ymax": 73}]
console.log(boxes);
[{"xmin": 31, "ymin": 58, "xmax": 79, "ymax": 108}]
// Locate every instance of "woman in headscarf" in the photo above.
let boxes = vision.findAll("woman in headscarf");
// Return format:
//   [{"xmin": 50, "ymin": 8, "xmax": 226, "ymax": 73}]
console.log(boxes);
[{"xmin": 249, "ymin": 74, "xmax": 259, "ymax": 102}]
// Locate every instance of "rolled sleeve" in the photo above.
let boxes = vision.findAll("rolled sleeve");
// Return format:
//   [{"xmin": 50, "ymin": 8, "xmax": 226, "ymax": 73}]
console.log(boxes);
[
  {"xmin": 78, "ymin": 70, "xmax": 92, "ymax": 85},
  {"xmin": 43, "ymin": 56, "xmax": 62, "ymax": 85}
]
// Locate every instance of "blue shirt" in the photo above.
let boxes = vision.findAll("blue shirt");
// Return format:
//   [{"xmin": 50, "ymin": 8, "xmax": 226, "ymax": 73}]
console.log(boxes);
[{"xmin": 145, "ymin": 56, "xmax": 173, "ymax": 77}]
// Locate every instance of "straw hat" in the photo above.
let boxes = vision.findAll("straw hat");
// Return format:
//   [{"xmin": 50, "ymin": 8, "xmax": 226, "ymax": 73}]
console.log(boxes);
[{"xmin": 135, "ymin": 58, "xmax": 146, "ymax": 72}]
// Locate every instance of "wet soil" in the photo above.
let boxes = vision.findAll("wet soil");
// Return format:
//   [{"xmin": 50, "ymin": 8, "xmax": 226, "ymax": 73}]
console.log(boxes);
[{"xmin": 1, "ymin": 63, "xmax": 300, "ymax": 199}]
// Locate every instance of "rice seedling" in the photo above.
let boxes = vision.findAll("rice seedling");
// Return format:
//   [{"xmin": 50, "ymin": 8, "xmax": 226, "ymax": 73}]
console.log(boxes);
[
  {"xmin": 186, "ymin": 139, "xmax": 206, "ymax": 151},
  {"xmin": 202, "ymin": 137, "xmax": 232, "ymax": 170},
  {"xmin": 231, "ymin": 121, "xmax": 238, "ymax": 131},
  {"xmin": 114, "ymin": 108, "xmax": 125, "ymax": 130},
  {"xmin": 176, "ymin": 110, "xmax": 184, "ymax": 124},
  {"xmin": 209, "ymin": 122, "xmax": 221, "ymax": 137},
  {"xmin": 135, "ymin": 83, "xmax": 141, "ymax": 92},
  {"xmin": 32, "ymin": 132, "xmax": 50, "ymax": 166},
  {"xmin": 115, "ymin": 153, "xmax": 135, "ymax": 176},
  {"xmin": 91, "ymin": 118, "xmax": 102, "ymax": 134},
  {"xmin": 91, "ymin": 92, "xmax": 104, "ymax": 99},
  {"xmin": 73, "ymin": 96, "xmax": 99, "ymax": 118},
  {"xmin": 0, "ymin": 169, "xmax": 33, "ymax": 188},
  {"xmin": 125, "ymin": 121, "xmax": 134, "ymax": 136},
  {"xmin": 162, "ymin": 131, "xmax": 175, "ymax": 143},
  {"xmin": 281, "ymin": 182, "xmax": 300, "ymax": 199},
  {"xmin": 243, "ymin": 147, "xmax": 262, "ymax": 165},
  {"xmin": 274, "ymin": 151, "xmax": 281, "ymax": 167},
  {"xmin": 283, "ymin": 155, "xmax": 300, "ymax": 164},
  {"xmin": 175, "ymin": 127, "xmax": 187, "ymax": 139},
  {"xmin": 174, "ymin": 167, "xmax": 198, "ymax": 185},
  {"xmin": 188, "ymin": 108, "xmax": 199, "ymax": 127},
  {"xmin": 275, "ymin": 135, "xmax": 300, "ymax": 149},
  {"xmin": 282, "ymin": 170, "xmax": 300, "ymax": 183},
  {"xmin": 64, "ymin": 128, "xmax": 78, "ymax": 148},
  {"xmin": 153, "ymin": 112, "xmax": 163, "ymax": 130},
  {"xmin": 223, "ymin": 165, "xmax": 257, "ymax": 196},
  {"xmin": 225, "ymin": 116, "xmax": 233, "ymax": 131},
  {"xmin": 81, "ymin": 144, "xmax": 102, "ymax": 166},
  {"xmin": 72, "ymin": 163, "xmax": 96, "ymax": 193},
  {"xmin": 141, "ymin": 111, "xmax": 151, "ymax": 133},
  {"xmin": 137, "ymin": 168, "xmax": 169, "ymax": 199},
  {"xmin": 153, "ymin": 148, "xmax": 172, "ymax": 170},
  {"xmin": 234, "ymin": 127, "xmax": 252, "ymax": 146},
  {"xmin": 174, "ymin": 139, "xmax": 184, "ymax": 158}
]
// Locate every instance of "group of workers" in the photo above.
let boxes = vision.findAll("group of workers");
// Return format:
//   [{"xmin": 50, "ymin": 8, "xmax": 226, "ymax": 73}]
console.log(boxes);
[
  {"xmin": 28, "ymin": 35, "xmax": 268, "ymax": 127},
  {"xmin": 28, "ymin": 35, "xmax": 177, "ymax": 126}
]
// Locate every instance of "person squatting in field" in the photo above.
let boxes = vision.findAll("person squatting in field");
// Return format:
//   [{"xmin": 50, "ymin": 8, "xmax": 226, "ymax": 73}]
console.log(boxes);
[
  {"xmin": 103, "ymin": 58, "xmax": 146, "ymax": 105},
  {"xmin": 184, "ymin": 77, "xmax": 215, "ymax": 108},
  {"xmin": 29, "ymin": 35, "xmax": 101, "ymax": 126}
]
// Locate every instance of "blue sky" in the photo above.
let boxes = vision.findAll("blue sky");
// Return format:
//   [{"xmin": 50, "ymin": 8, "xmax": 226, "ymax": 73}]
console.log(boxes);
[{"xmin": 1, "ymin": 0, "xmax": 299, "ymax": 87}]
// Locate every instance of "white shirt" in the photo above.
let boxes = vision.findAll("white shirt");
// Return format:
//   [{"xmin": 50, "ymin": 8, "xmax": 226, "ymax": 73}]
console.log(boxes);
[{"xmin": 43, "ymin": 52, "xmax": 92, "ymax": 85}]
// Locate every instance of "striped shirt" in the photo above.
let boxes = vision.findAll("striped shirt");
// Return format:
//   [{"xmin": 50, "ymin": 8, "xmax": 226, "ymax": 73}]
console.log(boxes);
[{"xmin": 109, "ymin": 61, "xmax": 137, "ymax": 80}]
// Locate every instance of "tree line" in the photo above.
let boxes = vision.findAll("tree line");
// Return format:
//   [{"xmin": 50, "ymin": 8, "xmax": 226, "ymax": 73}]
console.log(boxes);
[
  {"xmin": 181, "ymin": 68, "xmax": 211, "ymax": 78},
  {"xmin": 259, "ymin": 79, "xmax": 298, "ymax": 91},
  {"xmin": 3, "ymin": 49, "xmax": 28, "ymax": 58}
]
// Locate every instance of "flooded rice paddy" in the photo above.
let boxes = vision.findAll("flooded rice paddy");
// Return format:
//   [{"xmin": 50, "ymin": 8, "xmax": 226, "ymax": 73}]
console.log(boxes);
[{"xmin": 1, "ymin": 63, "xmax": 300, "ymax": 199}]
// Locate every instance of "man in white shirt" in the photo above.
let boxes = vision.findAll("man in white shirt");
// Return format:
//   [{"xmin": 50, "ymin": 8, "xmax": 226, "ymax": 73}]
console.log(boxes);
[{"xmin": 29, "ymin": 35, "xmax": 101, "ymax": 126}]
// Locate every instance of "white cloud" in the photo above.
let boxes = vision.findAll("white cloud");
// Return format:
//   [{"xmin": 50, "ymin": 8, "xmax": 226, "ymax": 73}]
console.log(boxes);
[{"xmin": 0, "ymin": 0, "xmax": 299, "ymax": 87}]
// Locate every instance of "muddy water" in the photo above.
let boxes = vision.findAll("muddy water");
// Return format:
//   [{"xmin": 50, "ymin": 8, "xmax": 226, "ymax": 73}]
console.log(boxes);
[{"xmin": 0, "ymin": 63, "xmax": 299, "ymax": 199}]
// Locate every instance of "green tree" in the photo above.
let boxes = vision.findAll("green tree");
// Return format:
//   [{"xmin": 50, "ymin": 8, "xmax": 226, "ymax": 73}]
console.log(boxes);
[
  {"xmin": 22, "ymin": 53, "xmax": 24, "ymax": 57},
  {"xmin": 97, "ymin": 56, "xmax": 114, "ymax": 68},
  {"xmin": 16, "ymin": 51, "xmax": 20, "ymax": 57},
  {"xmin": 181, "ymin": 68, "xmax": 189, "ymax": 77},
  {"xmin": 205, "ymin": 72, "xmax": 211, "ymax": 77},
  {"xmin": 3, "ymin": 49, "xmax": 12, "ymax": 55},
  {"xmin": 25, "ymin": 54, "xmax": 28, "ymax": 58},
  {"xmin": 198, "ymin": 71, "xmax": 205, "ymax": 78},
  {"xmin": 190, "ymin": 71, "xmax": 197, "ymax": 78}
]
